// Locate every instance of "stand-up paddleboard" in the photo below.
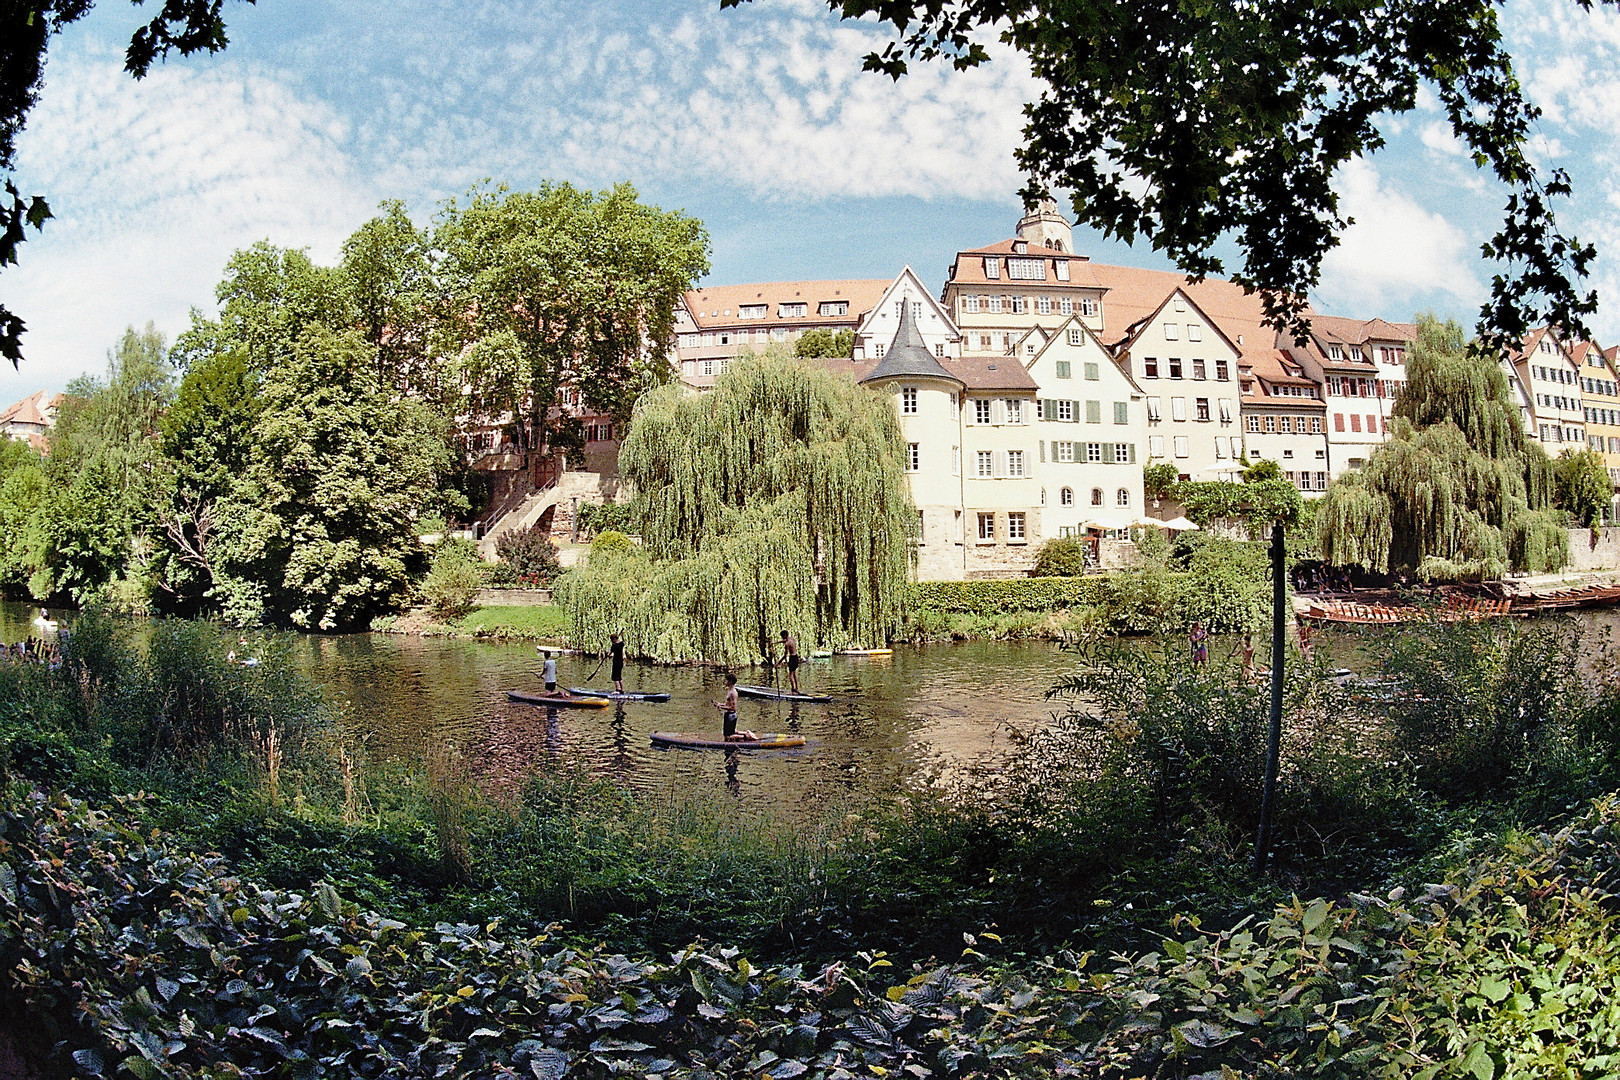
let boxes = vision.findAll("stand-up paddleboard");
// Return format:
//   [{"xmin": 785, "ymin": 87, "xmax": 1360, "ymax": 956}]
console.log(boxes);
[
  {"xmin": 734, "ymin": 684, "xmax": 832, "ymax": 703},
  {"xmin": 566, "ymin": 687, "xmax": 671, "ymax": 702},
  {"xmin": 650, "ymin": 731, "xmax": 806, "ymax": 750},
  {"xmin": 834, "ymin": 648, "xmax": 893, "ymax": 657},
  {"xmin": 507, "ymin": 690, "xmax": 610, "ymax": 708}
]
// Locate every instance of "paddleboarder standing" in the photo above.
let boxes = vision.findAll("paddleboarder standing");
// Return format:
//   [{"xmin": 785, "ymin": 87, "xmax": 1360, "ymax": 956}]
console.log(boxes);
[
  {"xmin": 541, "ymin": 651, "xmax": 568, "ymax": 696},
  {"xmin": 777, "ymin": 630, "xmax": 801, "ymax": 694},
  {"xmin": 713, "ymin": 673, "xmax": 755, "ymax": 741},
  {"xmin": 610, "ymin": 633, "xmax": 626, "ymax": 693}
]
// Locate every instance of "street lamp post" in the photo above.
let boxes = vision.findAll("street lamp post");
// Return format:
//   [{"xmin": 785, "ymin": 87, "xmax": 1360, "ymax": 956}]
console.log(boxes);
[{"xmin": 1253, "ymin": 521, "xmax": 1286, "ymax": 873}]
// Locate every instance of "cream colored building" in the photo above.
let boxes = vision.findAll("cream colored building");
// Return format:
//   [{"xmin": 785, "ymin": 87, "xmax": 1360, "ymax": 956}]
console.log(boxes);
[
  {"xmin": 1517, "ymin": 328, "xmax": 1585, "ymax": 450},
  {"xmin": 1027, "ymin": 318, "xmax": 1146, "ymax": 536},
  {"xmin": 1288, "ymin": 316, "xmax": 1413, "ymax": 476},
  {"xmin": 1114, "ymin": 289, "xmax": 1246, "ymax": 481},
  {"xmin": 1238, "ymin": 352, "xmax": 1330, "ymax": 493},
  {"xmin": 852, "ymin": 266, "xmax": 962, "ymax": 361},
  {"xmin": 674, "ymin": 279, "xmax": 889, "ymax": 388}
]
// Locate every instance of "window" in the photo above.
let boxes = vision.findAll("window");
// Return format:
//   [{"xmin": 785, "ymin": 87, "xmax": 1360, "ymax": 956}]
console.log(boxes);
[
  {"xmin": 987, "ymin": 296, "xmax": 1003, "ymax": 314},
  {"xmin": 1086, "ymin": 400, "xmax": 1102, "ymax": 423},
  {"xmin": 1146, "ymin": 396, "xmax": 1161, "ymax": 421},
  {"xmin": 962, "ymin": 295, "xmax": 980, "ymax": 314},
  {"xmin": 1117, "ymin": 488, "xmax": 1130, "ymax": 507},
  {"xmin": 1056, "ymin": 360, "xmax": 1072, "ymax": 379},
  {"xmin": 1315, "ymin": 472, "xmax": 1328, "ymax": 491},
  {"xmin": 906, "ymin": 443, "xmax": 919, "ymax": 471},
  {"xmin": 1215, "ymin": 438, "xmax": 1228, "ymax": 459},
  {"xmin": 935, "ymin": 343, "xmax": 946, "ymax": 357},
  {"xmin": 1149, "ymin": 434, "xmax": 1165, "ymax": 456},
  {"xmin": 978, "ymin": 513, "xmax": 995, "ymax": 540},
  {"xmin": 1171, "ymin": 397, "xmax": 1188, "ymax": 422},
  {"xmin": 1057, "ymin": 441, "xmax": 1075, "ymax": 462},
  {"xmin": 1060, "ymin": 486, "xmax": 1074, "ymax": 505},
  {"xmin": 901, "ymin": 387, "xmax": 917, "ymax": 414},
  {"xmin": 702, "ymin": 359, "xmax": 714, "ymax": 376},
  {"xmin": 1060, "ymin": 297, "xmax": 1074, "ymax": 315},
  {"xmin": 1163, "ymin": 322, "xmax": 1179, "ymax": 340},
  {"xmin": 1037, "ymin": 296, "xmax": 1052, "ymax": 315},
  {"xmin": 1084, "ymin": 362, "xmax": 1099, "ymax": 380},
  {"xmin": 1080, "ymin": 296, "xmax": 1097, "ymax": 316},
  {"xmin": 1280, "ymin": 415, "xmax": 1294, "ymax": 434},
  {"xmin": 1114, "ymin": 443, "xmax": 1130, "ymax": 463},
  {"xmin": 1114, "ymin": 401, "xmax": 1129, "ymax": 424},
  {"xmin": 1055, "ymin": 399, "xmax": 1074, "ymax": 422},
  {"xmin": 778, "ymin": 302, "xmax": 806, "ymax": 317},
  {"xmin": 1068, "ymin": 329, "xmax": 1083, "ymax": 346},
  {"xmin": 873, "ymin": 344, "xmax": 884, "ymax": 358},
  {"xmin": 1192, "ymin": 359, "xmax": 1206, "ymax": 380},
  {"xmin": 1087, "ymin": 442, "xmax": 1103, "ymax": 462},
  {"xmin": 1168, "ymin": 358, "xmax": 1183, "ymax": 379},
  {"xmin": 978, "ymin": 334, "xmax": 993, "ymax": 350},
  {"xmin": 1007, "ymin": 512, "xmax": 1026, "ymax": 540},
  {"xmin": 1010, "ymin": 295, "xmax": 1026, "ymax": 314},
  {"xmin": 1218, "ymin": 399, "xmax": 1233, "ymax": 423},
  {"xmin": 976, "ymin": 450, "xmax": 994, "ymax": 477},
  {"xmin": 1091, "ymin": 488, "xmax": 1104, "ymax": 506},
  {"xmin": 1329, "ymin": 344, "xmax": 1344, "ymax": 361},
  {"xmin": 819, "ymin": 301, "xmax": 848, "ymax": 316},
  {"xmin": 1144, "ymin": 357, "xmax": 1159, "ymax": 378},
  {"xmin": 975, "ymin": 399, "xmax": 992, "ymax": 424},
  {"xmin": 1007, "ymin": 450, "xmax": 1025, "ymax": 476},
  {"xmin": 739, "ymin": 304, "xmax": 767, "ymax": 319},
  {"xmin": 1187, "ymin": 324, "xmax": 1202, "ymax": 341},
  {"xmin": 1005, "ymin": 399, "xmax": 1023, "ymax": 424},
  {"xmin": 1196, "ymin": 398, "xmax": 1210, "ymax": 421},
  {"xmin": 983, "ymin": 257, "xmax": 1001, "ymax": 279},
  {"xmin": 1008, "ymin": 258, "xmax": 1044, "ymax": 280},
  {"xmin": 1230, "ymin": 437, "xmax": 1243, "ymax": 458},
  {"xmin": 952, "ymin": 445, "xmax": 960, "ymax": 474},
  {"xmin": 1247, "ymin": 415, "xmax": 1261, "ymax": 432},
  {"xmin": 1283, "ymin": 448, "xmax": 1294, "ymax": 459},
  {"xmin": 1174, "ymin": 436, "xmax": 1190, "ymax": 458},
  {"xmin": 1055, "ymin": 261, "xmax": 1071, "ymax": 282}
]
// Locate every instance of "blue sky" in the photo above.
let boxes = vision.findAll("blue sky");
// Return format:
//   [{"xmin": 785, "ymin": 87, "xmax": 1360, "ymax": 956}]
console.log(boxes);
[{"xmin": 3, "ymin": 0, "xmax": 1619, "ymax": 403}]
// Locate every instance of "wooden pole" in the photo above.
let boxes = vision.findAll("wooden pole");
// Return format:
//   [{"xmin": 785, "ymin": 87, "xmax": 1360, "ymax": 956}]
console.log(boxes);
[{"xmin": 1254, "ymin": 521, "xmax": 1286, "ymax": 873}]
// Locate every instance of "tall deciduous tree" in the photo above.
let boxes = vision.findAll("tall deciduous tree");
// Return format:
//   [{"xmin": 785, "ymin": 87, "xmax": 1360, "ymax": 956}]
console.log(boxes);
[
  {"xmin": 559, "ymin": 349, "xmax": 914, "ymax": 662},
  {"xmin": 727, "ymin": 0, "xmax": 1601, "ymax": 350},
  {"xmin": 1554, "ymin": 448, "xmax": 1613, "ymax": 527},
  {"xmin": 2, "ymin": 1, "xmax": 248, "ymax": 365},
  {"xmin": 435, "ymin": 182, "xmax": 709, "ymax": 457},
  {"xmin": 341, "ymin": 200, "xmax": 439, "ymax": 401},
  {"xmin": 1317, "ymin": 316, "xmax": 1566, "ymax": 579}
]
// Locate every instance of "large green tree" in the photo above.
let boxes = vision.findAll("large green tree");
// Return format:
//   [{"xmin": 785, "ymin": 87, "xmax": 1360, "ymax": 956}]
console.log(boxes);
[
  {"xmin": 558, "ymin": 349, "xmax": 914, "ymax": 662},
  {"xmin": 1317, "ymin": 316, "xmax": 1566, "ymax": 579},
  {"xmin": 3, "ymin": 1, "xmax": 247, "ymax": 365},
  {"xmin": 435, "ymin": 182, "xmax": 709, "ymax": 457},
  {"xmin": 1554, "ymin": 448, "xmax": 1613, "ymax": 528},
  {"xmin": 727, "ymin": 0, "xmax": 1602, "ymax": 349}
]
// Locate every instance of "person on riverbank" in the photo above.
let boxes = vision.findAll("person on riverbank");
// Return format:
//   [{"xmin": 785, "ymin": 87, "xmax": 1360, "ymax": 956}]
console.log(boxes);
[
  {"xmin": 610, "ymin": 633, "xmax": 626, "ymax": 694},
  {"xmin": 1298, "ymin": 622, "xmax": 1313, "ymax": 662},
  {"xmin": 1189, "ymin": 621, "xmax": 1208, "ymax": 667},
  {"xmin": 777, "ymin": 630, "xmax": 801, "ymax": 693},
  {"xmin": 713, "ymin": 673, "xmax": 755, "ymax": 741},
  {"xmin": 1241, "ymin": 633, "xmax": 1255, "ymax": 684}
]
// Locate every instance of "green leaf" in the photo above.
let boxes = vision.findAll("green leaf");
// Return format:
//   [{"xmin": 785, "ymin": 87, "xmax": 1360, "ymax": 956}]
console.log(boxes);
[
  {"xmin": 1478, "ymin": 976, "xmax": 1510, "ymax": 1003},
  {"xmin": 1461, "ymin": 1041, "xmax": 1496, "ymax": 1080}
]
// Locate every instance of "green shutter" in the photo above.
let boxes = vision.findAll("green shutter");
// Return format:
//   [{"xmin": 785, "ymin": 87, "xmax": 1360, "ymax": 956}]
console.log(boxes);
[
  {"xmin": 1071, "ymin": 400, "xmax": 1082, "ymax": 422},
  {"xmin": 1114, "ymin": 401, "xmax": 1128, "ymax": 424},
  {"xmin": 1040, "ymin": 440, "xmax": 1046, "ymax": 462},
  {"xmin": 1087, "ymin": 400, "xmax": 1101, "ymax": 424},
  {"xmin": 1103, "ymin": 442, "xmax": 1115, "ymax": 463},
  {"xmin": 1085, "ymin": 362, "xmax": 1099, "ymax": 380},
  {"xmin": 1129, "ymin": 442, "xmax": 1137, "ymax": 463}
]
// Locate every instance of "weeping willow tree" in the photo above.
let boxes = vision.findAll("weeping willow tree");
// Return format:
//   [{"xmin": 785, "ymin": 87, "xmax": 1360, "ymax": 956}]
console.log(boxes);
[
  {"xmin": 1318, "ymin": 315, "xmax": 1567, "ymax": 580},
  {"xmin": 556, "ymin": 349, "xmax": 915, "ymax": 663}
]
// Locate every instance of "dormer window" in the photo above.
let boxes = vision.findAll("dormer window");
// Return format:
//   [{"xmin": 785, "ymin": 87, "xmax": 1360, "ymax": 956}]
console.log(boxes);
[
  {"xmin": 1329, "ymin": 345, "xmax": 1343, "ymax": 361},
  {"xmin": 779, "ymin": 302, "xmax": 807, "ymax": 318},
  {"xmin": 1009, "ymin": 257, "xmax": 1044, "ymax": 280},
  {"xmin": 819, "ymin": 301, "xmax": 848, "ymax": 316},
  {"xmin": 983, "ymin": 258, "xmax": 1001, "ymax": 279},
  {"xmin": 1013, "ymin": 240, "xmax": 1028, "ymax": 253},
  {"xmin": 1055, "ymin": 261, "xmax": 1071, "ymax": 282},
  {"xmin": 738, "ymin": 304, "xmax": 767, "ymax": 319}
]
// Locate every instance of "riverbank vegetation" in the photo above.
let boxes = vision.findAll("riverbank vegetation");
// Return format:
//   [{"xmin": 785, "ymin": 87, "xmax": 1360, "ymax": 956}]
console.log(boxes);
[{"xmin": 8, "ymin": 612, "xmax": 1620, "ymax": 1072}]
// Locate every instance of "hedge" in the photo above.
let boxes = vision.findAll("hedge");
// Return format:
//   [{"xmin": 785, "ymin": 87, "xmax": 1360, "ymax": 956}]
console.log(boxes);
[{"xmin": 911, "ymin": 575, "xmax": 1192, "ymax": 616}]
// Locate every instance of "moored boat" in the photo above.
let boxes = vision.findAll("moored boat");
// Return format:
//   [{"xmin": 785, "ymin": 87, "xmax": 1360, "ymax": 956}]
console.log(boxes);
[
  {"xmin": 734, "ymin": 684, "xmax": 832, "ymax": 703},
  {"xmin": 507, "ymin": 690, "xmax": 611, "ymax": 708},
  {"xmin": 650, "ymin": 731, "xmax": 806, "ymax": 750}
]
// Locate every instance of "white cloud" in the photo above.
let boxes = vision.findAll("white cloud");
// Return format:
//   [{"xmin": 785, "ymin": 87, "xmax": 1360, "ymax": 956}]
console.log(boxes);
[
  {"xmin": 0, "ymin": 44, "xmax": 376, "ymax": 393},
  {"xmin": 1318, "ymin": 160, "xmax": 1481, "ymax": 312}
]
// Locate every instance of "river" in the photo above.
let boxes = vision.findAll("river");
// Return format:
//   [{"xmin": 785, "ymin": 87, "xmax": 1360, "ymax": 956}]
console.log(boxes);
[{"xmin": 9, "ymin": 600, "xmax": 1615, "ymax": 813}]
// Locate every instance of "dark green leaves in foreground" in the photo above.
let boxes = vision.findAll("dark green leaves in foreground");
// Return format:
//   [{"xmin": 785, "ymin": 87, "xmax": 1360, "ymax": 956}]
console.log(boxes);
[{"xmin": 11, "ymin": 782, "xmax": 1620, "ymax": 1076}]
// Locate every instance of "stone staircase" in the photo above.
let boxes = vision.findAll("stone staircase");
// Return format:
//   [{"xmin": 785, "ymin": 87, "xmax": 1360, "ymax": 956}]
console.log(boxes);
[{"xmin": 477, "ymin": 469, "xmax": 610, "ymax": 559}]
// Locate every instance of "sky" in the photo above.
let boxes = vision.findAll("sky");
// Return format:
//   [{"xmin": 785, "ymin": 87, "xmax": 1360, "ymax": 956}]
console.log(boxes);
[{"xmin": 3, "ymin": 0, "xmax": 1620, "ymax": 404}]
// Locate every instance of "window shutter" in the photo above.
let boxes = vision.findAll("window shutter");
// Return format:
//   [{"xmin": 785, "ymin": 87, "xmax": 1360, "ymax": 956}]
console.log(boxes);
[
  {"xmin": 1071, "ymin": 400, "xmax": 1082, "ymax": 422},
  {"xmin": 1103, "ymin": 442, "xmax": 1114, "ymax": 463},
  {"xmin": 1040, "ymin": 441, "xmax": 1046, "ymax": 463}
]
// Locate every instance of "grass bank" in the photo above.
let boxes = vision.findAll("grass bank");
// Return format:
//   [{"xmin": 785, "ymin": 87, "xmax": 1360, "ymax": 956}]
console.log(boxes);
[{"xmin": 373, "ymin": 602, "xmax": 570, "ymax": 641}]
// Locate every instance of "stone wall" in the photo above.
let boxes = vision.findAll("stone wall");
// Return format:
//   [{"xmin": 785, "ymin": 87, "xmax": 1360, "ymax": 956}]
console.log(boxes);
[
  {"xmin": 473, "ymin": 588, "xmax": 554, "ymax": 606},
  {"xmin": 1565, "ymin": 527, "xmax": 1620, "ymax": 572}
]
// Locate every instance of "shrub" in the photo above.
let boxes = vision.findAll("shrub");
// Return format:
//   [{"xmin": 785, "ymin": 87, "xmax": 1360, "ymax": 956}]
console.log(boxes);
[
  {"xmin": 576, "ymin": 501, "xmax": 638, "ymax": 536},
  {"xmin": 1033, "ymin": 536, "xmax": 1089, "ymax": 576},
  {"xmin": 911, "ymin": 577, "xmax": 1099, "ymax": 614},
  {"xmin": 421, "ymin": 538, "xmax": 487, "ymax": 622},
  {"xmin": 589, "ymin": 529, "xmax": 634, "ymax": 557},
  {"xmin": 494, "ymin": 525, "xmax": 560, "ymax": 585}
]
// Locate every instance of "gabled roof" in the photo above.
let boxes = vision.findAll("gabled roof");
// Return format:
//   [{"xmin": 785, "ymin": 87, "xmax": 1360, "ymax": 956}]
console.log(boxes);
[
  {"xmin": 0, "ymin": 390, "xmax": 63, "ymax": 428},
  {"xmin": 682, "ymin": 280, "xmax": 889, "ymax": 329},
  {"xmin": 947, "ymin": 239, "xmax": 1101, "ymax": 289},
  {"xmin": 854, "ymin": 266, "xmax": 960, "ymax": 344},
  {"xmin": 1027, "ymin": 315, "xmax": 1144, "ymax": 395},
  {"xmin": 1518, "ymin": 325, "xmax": 1576, "ymax": 366},
  {"xmin": 860, "ymin": 299, "xmax": 960, "ymax": 386},
  {"xmin": 948, "ymin": 355, "xmax": 1038, "ymax": 391}
]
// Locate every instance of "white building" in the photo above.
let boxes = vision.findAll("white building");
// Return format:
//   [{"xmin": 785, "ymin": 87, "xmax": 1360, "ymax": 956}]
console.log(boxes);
[{"xmin": 1517, "ymin": 328, "xmax": 1585, "ymax": 449}]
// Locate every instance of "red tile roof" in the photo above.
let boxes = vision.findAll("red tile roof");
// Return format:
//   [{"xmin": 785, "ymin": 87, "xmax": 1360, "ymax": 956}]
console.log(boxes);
[{"xmin": 683, "ymin": 280, "xmax": 889, "ymax": 330}]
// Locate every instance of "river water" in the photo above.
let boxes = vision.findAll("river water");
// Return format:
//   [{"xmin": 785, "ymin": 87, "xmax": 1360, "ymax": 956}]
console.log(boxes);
[{"xmin": 8, "ymin": 600, "xmax": 1615, "ymax": 813}]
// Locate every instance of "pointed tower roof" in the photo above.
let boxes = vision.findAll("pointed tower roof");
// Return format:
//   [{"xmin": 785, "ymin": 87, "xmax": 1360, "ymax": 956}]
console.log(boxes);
[{"xmin": 859, "ymin": 294, "xmax": 960, "ymax": 385}]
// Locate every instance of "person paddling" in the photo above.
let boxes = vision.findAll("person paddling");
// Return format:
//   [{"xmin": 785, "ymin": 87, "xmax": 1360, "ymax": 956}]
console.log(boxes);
[
  {"xmin": 541, "ymin": 650, "xmax": 569, "ymax": 697},
  {"xmin": 777, "ymin": 630, "xmax": 801, "ymax": 694},
  {"xmin": 610, "ymin": 632, "xmax": 626, "ymax": 694},
  {"xmin": 713, "ymin": 673, "xmax": 755, "ymax": 741}
]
